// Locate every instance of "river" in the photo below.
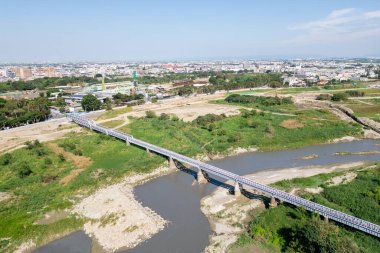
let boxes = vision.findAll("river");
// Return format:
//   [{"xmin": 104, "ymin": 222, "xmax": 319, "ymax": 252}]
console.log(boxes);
[{"xmin": 34, "ymin": 139, "xmax": 380, "ymax": 253}]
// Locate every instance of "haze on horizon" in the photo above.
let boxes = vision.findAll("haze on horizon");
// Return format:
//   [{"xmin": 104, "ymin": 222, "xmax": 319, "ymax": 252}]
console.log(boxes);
[{"xmin": 1, "ymin": 0, "xmax": 380, "ymax": 63}]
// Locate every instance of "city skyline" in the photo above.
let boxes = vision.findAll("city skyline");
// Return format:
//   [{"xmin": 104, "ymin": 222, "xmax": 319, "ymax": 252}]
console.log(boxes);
[{"xmin": 1, "ymin": 0, "xmax": 380, "ymax": 63}]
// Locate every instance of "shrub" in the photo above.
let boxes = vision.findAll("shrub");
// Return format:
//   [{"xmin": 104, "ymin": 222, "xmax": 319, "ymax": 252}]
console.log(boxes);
[
  {"xmin": 145, "ymin": 110, "xmax": 156, "ymax": 118},
  {"xmin": 316, "ymin": 94, "xmax": 331, "ymax": 101},
  {"xmin": 35, "ymin": 148, "xmax": 48, "ymax": 157},
  {"xmin": 345, "ymin": 90, "xmax": 364, "ymax": 97},
  {"xmin": 18, "ymin": 163, "xmax": 32, "ymax": 178},
  {"xmin": 246, "ymin": 118, "xmax": 259, "ymax": 128},
  {"xmin": 44, "ymin": 157, "xmax": 53, "ymax": 165},
  {"xmin": 58, "ymin": 154, "xmax": 65, "ymax": 162},
  {"xmin": 225, "ymin": 94, "xmax": 293, "ymax": 106},
  {"xmin": 331, "ymin": 93, "xmax": 348, "ymax": 101},
  {"xmin": 171, "ymin": 115, "xmax": 180, "ymax": 121},
  {"xmin": 241, "ymin": 109, "xmax": 257, "ymax": 118},
  {"xmin": 74, "ymin": 149, "xmax": 83, "ymax": 156},
  {"xmin": 59, "ymin": 141, "xmax": 76, "ymax": 152},
  {"xmin": 159, "ymin": 113, "xmax": 170, "ymax": 120},
  {"xmin": 1, "ymin": 153, "xmax": 12, "ymax": 166},
  {"xmin": 194, "ymin": 114, "xmax": 225, "ymax": 128}
]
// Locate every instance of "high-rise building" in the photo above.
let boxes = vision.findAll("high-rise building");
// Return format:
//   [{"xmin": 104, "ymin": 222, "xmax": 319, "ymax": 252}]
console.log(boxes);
[{"xmin": 11, "ymin": 67, "xmax": 33, "ymax": 79}]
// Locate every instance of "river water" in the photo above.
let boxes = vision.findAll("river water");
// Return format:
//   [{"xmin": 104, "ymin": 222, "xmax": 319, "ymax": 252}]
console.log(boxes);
[{"xmin": 34, "ymin": 140, "xmax": 380, "ymax": 253}]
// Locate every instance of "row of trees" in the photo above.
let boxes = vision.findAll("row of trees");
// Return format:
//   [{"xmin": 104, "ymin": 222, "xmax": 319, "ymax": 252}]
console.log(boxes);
[
  {"xmin": 225, "ymin": 94, "xmax": 293, "ymax": 106},
  {"xmin": 0, "ymin": 97, "xmax": 51, "ymax": 129},
  {"xmin": 209, "ymin": 73, "xmax": 284, "ymax": 89}
]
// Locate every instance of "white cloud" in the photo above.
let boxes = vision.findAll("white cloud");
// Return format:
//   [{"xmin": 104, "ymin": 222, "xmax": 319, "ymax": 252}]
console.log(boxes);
[
  {"xmin": 287, "ymin": 8, "xmax": 380, "ymax": 45},
  {"xmin": 364, "ymin": 10, "xmax": 380, "ymax": 19},
  {"xmin": 328, "ymin": 8, "xmax": 355, "ymax": 19}
]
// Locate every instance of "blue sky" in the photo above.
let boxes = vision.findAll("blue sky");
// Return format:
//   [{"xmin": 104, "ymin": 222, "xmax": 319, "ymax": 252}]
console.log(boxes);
[{"xmin": 1, "ymin": 0, "xmax": 380, "ymax": 62}]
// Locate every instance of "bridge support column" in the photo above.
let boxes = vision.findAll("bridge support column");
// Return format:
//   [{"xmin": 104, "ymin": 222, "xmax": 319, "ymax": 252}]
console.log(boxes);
[
  {"xmin": 197, "ymin": 168, "xmax": 208, "ymax": 183},
  {"xmin": 269, "ymin": 196, "xmax": 278, "ymax": 208},
  {"xmin": 324, "ymin": 216, "xmax": 329, "ymax": 223},
  {"xmin": 168, "ymin": 157, "xmax": 176, "ymax": 170},
  {"xmin": 234, "ymin": 181, "xmax": 242, "ymax": 197},
  {"xmin": 146, "ymin": 148, "xmax": 152, "ymax": 155},
  {"xmin": 126, "ymin": 139, "xmax": 130, "ymax": 146}
]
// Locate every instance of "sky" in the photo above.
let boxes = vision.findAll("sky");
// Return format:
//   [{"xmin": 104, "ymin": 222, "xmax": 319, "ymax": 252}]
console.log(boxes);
[{"xmin": 1, "ymin": 0, "xmax": 380, "ymax": 63}]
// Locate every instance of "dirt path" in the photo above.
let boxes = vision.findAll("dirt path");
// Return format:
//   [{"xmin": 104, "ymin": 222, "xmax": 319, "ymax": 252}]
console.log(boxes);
[
  {"xmin": 0, "ymin": 118, "xmax": 80, "ymax": 154},
  {"xmin": 46, "ymin": 143, "xmax": 92, "ymax": 185}
]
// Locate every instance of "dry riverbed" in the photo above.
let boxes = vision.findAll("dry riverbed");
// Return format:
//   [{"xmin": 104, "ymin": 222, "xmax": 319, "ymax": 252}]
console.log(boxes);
[
  {"xmin": 71, "ymin": 165, "xmax": 176, "ymax": 252},
  {"xmin": 201, "ymin": 161, "xmax": 367, "ymax": 253}
]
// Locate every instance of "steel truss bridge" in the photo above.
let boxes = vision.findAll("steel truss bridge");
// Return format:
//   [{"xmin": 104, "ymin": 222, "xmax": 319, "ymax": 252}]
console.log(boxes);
[{"xmin": 67, "ymin": 114, "xmax": 380, "ymax": 238}]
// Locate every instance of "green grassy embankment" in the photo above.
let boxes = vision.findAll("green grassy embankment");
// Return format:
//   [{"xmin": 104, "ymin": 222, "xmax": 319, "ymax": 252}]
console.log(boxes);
[
  {"xmin": 0, "ymin": 133, "xmax": 164, "ymax": 252},
  {"xmin": 100, "ymin": 119, "xmax": 125, "ymax": 128},
  {"xmin": 232, "ymin": 166, "xmax": 380, "ymax": 253},
  {"xmin": 96, "ymin": 106, "xmax": 132, "ymax": 120}
]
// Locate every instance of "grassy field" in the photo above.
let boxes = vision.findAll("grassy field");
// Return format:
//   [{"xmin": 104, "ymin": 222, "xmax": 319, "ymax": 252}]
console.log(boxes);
[
  {"xmin": 96, "ymin": 106, "xmax": 132, "ymax": 120},
  {"xmin": 213, "ymin": 99, "xmax": 298, "ymax": 114},
  {"xmin": 232, "ymin": 166, "xmax": 380, "ymax": 253},
  {"xmin": 337, "ymin": 99, "xmax": 380, "ymax": 123},
  {"xmin": 121, "ymin": 108, "xmax": 361, "ymax": 154},
  {"xmin": 0, "ymin": 132, "xmax": 164, "ymax": 252},
  {"xmin": 100, "ymin": 119, "xmax": 125, "ymax": 128}
]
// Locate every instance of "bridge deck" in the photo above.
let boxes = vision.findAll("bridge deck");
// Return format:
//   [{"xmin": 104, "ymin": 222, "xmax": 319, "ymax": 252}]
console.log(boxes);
[{"xmin": 67, "ymin": 114, "xmax": 380, "ymax": 238}]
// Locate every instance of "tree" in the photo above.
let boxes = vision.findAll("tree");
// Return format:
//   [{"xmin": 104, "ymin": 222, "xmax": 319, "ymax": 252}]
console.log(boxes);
[
  {"xmin": 103, "ymin": 97, "xmax": 112, "ymax": 111},
  {"xmin": 18, "ymin": 163, "xmax": 32, "ymax": 178},
  {"xmin": 331, "ymin": 93, "xmax": 348, "ymax": 102},
  {"xmin": 81, "ymin": 94, "xmax": 101, "ymax": 111}
]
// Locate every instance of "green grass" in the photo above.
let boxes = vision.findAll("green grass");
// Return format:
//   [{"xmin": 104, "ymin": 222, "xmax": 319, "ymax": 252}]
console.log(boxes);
[
  {"xmin": 212, "ymin": 99, "xmax": 298, "ymax": 113},
  {"xmin": 338, "ymin": 99, "xmax": 380, "ymax": 123},
  {"xmin": 96, "ymin": 106, "xmax": 132, "ymax": 120},
  {"xmin": 233, "ymin": 166, "xmax": 380, "ymax": 253},
  {"xmin": 0, "ymin": 131, "xmax": 164, "ymax": 252},
  {"xmin": 121, "ymin": 108, "xmax": 361, "ymax": 155},
  {"xmin": 100, "ymin": 119, "xmax": 125, "ymax": 128}
]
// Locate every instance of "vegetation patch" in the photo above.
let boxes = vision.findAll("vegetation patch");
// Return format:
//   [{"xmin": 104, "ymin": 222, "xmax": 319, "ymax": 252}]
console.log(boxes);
[
  {"xmin": 233, "ymin": 166, "xmax": 380, "ymax": 253},
  {"xmin": 0, "ymin": 130, "xmax": 164, "ymax": 252},
  {"xmin": 96, "ymin": 106, "xmax": 132, "ymax": 120},
  {"xmin": 100, "ymin": 120, "xmax": 125, "ymax": 128}
]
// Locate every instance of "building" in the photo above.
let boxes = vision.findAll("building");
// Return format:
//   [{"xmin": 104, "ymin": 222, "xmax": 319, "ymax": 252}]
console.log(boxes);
[{"xmin": 11, "ymin": 67, "xmax": 33, "ymax": 80}]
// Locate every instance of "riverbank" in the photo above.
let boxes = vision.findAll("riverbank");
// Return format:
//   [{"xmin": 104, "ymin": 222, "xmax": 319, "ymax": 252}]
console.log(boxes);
[
  {"xmin": 200, "ymin": 161, "xmax": 369, "ymax": 253},
  {"xmin": 14, "ymin": 144, "xmax": 259, "ymax": 253},
  {"xmin": 71, "ymin": 165, "xmax": 174, "ymax": 252}
]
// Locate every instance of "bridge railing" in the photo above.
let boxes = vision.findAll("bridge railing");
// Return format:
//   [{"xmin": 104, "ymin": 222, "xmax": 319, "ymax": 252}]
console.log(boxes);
[{"xmin": 66, "ymin": 114, "xmax": 380, "ymax": 238}]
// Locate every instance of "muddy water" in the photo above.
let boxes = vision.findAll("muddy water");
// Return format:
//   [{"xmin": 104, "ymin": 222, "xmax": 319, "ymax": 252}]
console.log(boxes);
[{"xmin": 33, "ymin": 140, "xmax": 380, "ymax": 253}]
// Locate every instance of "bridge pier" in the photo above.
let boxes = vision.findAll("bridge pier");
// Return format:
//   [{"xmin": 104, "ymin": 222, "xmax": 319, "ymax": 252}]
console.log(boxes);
[
  {"xmin": 168, "ymin": 157, "xmax": 176, "ymax": 170},
  {"xmin": 269, "ymin": 196, "xmax": 278, "ymax": 208},
  {"xmin": 197, "ymin": 168, "xmax": 208, "ymax": 183},
  {"xmin": 126, "ymin": 139, "xmax": 130, "ymax": 146},
  {"xmin": 234, "ymin": 181, "xmax": 242, "ymax": 197},
  {"xmin": 324, "ymin": 216, "xmax": 329, "ymax": 223},
  {"xmin": 146, "ymin": 148, "xmax": 152, "ymax": 155}
]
